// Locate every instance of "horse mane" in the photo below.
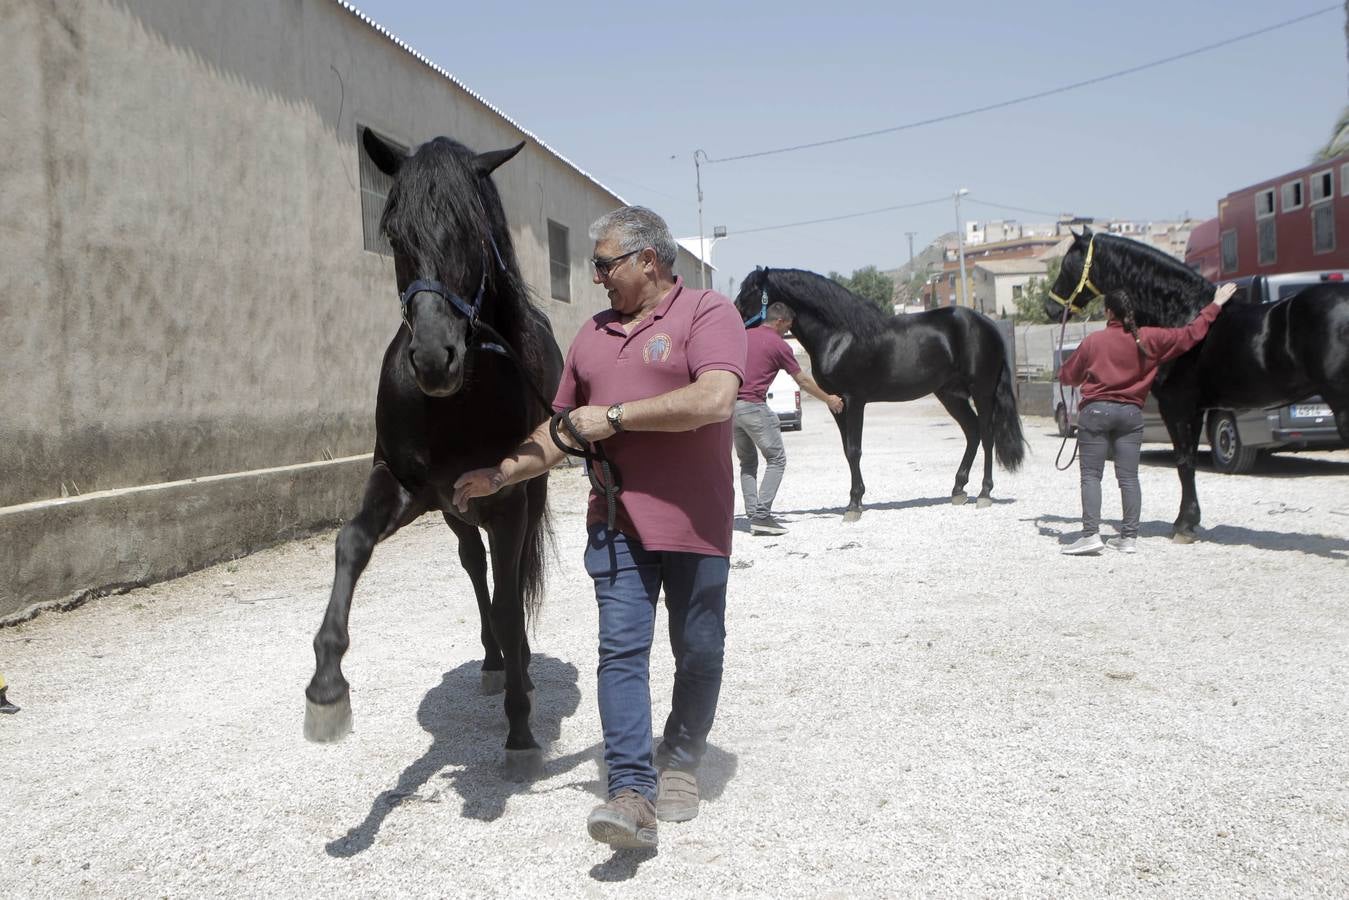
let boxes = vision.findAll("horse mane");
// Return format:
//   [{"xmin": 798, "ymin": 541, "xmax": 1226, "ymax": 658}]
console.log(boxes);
[
  {"xmin": 1094, "ymin": 233, "xmax": 1213, "ymax": 328},
  {"xmin": 754, "ymin": 267, "xmax": 889, "ymax": 333},
  {"xmin": 381, "ymin": 137, "xmax": 551, "ymax": 370}
]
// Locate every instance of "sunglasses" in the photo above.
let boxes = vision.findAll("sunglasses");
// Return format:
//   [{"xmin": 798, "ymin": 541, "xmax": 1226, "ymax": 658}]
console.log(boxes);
[{"xmin": 591, "ymin": 249, "xmax": 641, "ymax": 277}]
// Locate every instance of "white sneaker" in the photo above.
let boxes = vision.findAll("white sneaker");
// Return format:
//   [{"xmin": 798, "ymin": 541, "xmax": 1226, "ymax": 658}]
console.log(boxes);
[
  {"xmin": 1107, "ymin": 537, "xmax": 1137, "ymax": 554},
  {"xmin": 1061, "ymin": 534, "xmax": 1105, "ymax": 555}
]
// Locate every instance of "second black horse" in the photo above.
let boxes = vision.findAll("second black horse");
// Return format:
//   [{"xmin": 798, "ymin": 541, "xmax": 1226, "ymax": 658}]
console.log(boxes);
[{"xmin": 735, "ymin": 268, "xmax": 1025, "ymax": 519}]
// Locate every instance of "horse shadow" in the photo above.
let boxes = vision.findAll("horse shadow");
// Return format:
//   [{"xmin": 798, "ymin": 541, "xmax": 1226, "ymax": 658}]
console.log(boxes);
[
  {"xmin": 1030, "ymin": 512, "xmax": 1349, "ymax": 560},
  {"xmin": 768, "ymin": 496, "xmax": 1015, "ymax": 522},
  {"xmin": 326, "ymin": 655, "xmax": 587, "ymax": 858}
]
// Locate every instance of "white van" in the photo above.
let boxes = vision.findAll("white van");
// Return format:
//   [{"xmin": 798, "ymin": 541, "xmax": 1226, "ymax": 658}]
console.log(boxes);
[{"xmin": 766, "ymin": 369, "xmax": 801, "ymax": 431}]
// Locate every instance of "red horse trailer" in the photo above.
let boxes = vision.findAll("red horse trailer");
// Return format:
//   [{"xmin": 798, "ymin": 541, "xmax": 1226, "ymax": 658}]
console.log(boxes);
[{"xmin": 1187, "ymin": 150, "xmax": 1349, "ymax": 277}]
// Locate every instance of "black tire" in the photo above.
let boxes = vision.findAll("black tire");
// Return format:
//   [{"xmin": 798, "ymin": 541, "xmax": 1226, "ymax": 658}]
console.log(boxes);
[
  {"xmin": 1208, "ymin": 411, "xmax": 1259, "ymax": 474},
  {"xmin": 1055, "ymin": 404, "xmax": 1076, "ymax": 438}
]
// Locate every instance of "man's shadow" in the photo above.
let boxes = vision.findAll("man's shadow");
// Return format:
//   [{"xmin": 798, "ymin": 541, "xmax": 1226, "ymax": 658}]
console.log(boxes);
[
  {"xmin": 326, "ymin": 655, "xmax": 587, "ymax": 857},
  {"xmin": 586, "ymin": 742, "xmax": 740, "ymax": 881}
]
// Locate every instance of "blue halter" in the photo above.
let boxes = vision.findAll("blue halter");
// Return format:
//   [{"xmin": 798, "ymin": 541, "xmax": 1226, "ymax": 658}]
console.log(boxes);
[
  {"xmin": 743, "ymin": 287, "xmax": 769, "ymax": 328},
  {"xmin": 397, "ymin": 236, "xmax": 507, "ymax": 336}
]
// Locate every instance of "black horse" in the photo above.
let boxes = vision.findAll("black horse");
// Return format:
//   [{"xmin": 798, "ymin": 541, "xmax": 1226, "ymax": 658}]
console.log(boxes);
[
  {"xmin": 305, "ymin": 131, "xmax": 563, "ymax": 776},
  {"xmin": 1045, "ymin": 227, "xmax": 1349, "ymax": 541},
  {"xmin": 734, "ymin": 268, "xmax": 1025, "ymax": 518}
]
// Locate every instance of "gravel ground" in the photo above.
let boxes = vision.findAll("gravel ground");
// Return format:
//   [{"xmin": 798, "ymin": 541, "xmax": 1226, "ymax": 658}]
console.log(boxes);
[{"xmin": 3, "ymin": 396, "xmax": 1347, "ymax": 897}]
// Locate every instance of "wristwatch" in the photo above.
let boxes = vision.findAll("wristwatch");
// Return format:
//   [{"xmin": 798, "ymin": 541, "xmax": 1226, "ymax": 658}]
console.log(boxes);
[{"xmin": 605, "ymin": 403, "xmax": 625, "ymax": 433}]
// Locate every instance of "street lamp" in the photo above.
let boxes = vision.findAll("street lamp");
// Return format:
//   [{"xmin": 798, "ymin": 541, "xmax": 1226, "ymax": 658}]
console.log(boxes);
[
  {"xmin": 708, "ymin": 225, "xmax": 728, "ymax": 292},
  {"xmin": 954, "ymin": 188, "xmax": 970, "ymax": 309}
]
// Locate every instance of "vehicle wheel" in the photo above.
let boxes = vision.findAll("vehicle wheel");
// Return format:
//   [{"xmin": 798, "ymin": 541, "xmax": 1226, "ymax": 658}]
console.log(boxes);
[
  {"xmin": 1208, "ymin": 411, "xmax": 1259, "ymax": 474},
  {"xmin": 1054, "ymin": 404, "xmax": 1075, "ymax": 438}
]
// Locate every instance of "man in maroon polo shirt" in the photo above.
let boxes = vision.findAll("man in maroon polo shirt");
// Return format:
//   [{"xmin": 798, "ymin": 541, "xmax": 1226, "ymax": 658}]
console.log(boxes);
[
  {"xmin": 453, "ymin": 206, "xmax": 746, "ymax": 850},
  {"xmin": 736, "ymin": 302, "xmax": 843, "ymax": 535}
]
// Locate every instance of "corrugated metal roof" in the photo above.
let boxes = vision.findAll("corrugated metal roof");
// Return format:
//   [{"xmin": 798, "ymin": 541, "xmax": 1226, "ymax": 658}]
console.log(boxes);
[{"xmin": 334, "ymin": 1, "xmax": 625, "ymax": 204}]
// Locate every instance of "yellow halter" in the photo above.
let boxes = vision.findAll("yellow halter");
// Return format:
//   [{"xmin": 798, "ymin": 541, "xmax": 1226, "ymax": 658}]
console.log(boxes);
[{"xmin": 1048, "ymin": 236, "xmax": 1102, "ymax": 314}]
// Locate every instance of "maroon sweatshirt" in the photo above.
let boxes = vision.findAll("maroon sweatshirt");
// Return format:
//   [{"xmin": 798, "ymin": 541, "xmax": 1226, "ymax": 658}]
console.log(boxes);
[{"xmin": 1058, "ymin": 302, "xmax": 1221, "ymax": 408}]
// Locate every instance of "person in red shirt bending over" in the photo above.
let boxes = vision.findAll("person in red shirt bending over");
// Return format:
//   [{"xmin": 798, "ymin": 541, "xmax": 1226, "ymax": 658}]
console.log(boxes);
[
  {"xmin": 1057, "ymin": 282, "xmax": 1236, "ymax": 555},
  {"xmin": 736, "ymin": 302, "xmax": 844, "ymax": 536}
]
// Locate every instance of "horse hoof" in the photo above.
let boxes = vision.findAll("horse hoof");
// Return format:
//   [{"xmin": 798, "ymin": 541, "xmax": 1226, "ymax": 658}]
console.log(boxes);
[
  {"xmin": 842, "ymin": 508, "xmax": 862, "ymax": 522},
  {"xmin": 1171, "ymin": 532, "xmax": 1196, "ymax": 545},
  {"xmin": 951, "ymin": 493, "xmax": 969, "ymax": 506},
  {"xmin": 304, "ymin": 694, "xmax": 353, "ymax": 743},
  {"xmin": 502, "ymin": 748, "xmax": 544, "ymax": 782},
  {"xmin": 480, "ymin": 670, "xmax": 506, "ymax": 695},
  {"xmin": 976, "ymin": 496, "xmax": 992, "ymax": 509}
]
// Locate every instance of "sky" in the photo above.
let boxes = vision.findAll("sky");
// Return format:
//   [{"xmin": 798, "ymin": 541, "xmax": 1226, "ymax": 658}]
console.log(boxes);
[{"xmin": 349, "ymin": 0, "xmax": 1347, "ymax": 295}]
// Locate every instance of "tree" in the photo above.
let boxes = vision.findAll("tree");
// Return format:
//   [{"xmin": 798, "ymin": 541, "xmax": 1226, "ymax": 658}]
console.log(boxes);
[
  {"xmin": 1015, "ymin": 257, "xmax": 1060, "ymax": 324},
  {"xmin": 1015, "ymin": 257, "xmax": 1107, "ymax": 324},
  {"xmin": 1312, "ymin": 2, "xmax": 1349, "ymax": 161},
  {"xmin": 828, "ymin": 266, "xmax": 895, "ymax": 313}
]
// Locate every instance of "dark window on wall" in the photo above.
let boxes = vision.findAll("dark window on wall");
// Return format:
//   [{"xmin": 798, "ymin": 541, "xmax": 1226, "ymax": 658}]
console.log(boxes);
[
  {"xmin": 1281, "ymin": 180, "xmax": 1303, "ymax": 213},
  {"xmin": 1313, "ymin": 203, "xmax": 1335, "ymax": 254},
  {"xmin": 1256, "ymin": 189, "xmax": 1276, "ymax": 218},
  {"xmin": 1311, "ymin": 169, "xmax": 1334, "ymax": 203},
  {"xmin": 1220, "ymin": 229, "xmax": 1238, "ymax": 274},
  {"xmin": 358, "ymin": 125, "xmax": 407, "ymax": 256},
  {"xmin": 1257, "ymin": 217, "xmax": 1277, "ymax": 266},
  {"xmin": 547, "ymin": 220, "xmax": 570, "ymax": 302}
]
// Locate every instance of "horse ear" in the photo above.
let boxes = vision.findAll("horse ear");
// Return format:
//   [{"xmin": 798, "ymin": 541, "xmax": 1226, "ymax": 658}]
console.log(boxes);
[
  {"xmin": 363, "ymin": 128, "xmax": 404, "ymax": 177},
  {"xmin": 1081, "ymin": 225, "xmax": 1094, "ymax": 238},
  {"xmin": 473, "ymin": 141, "xmax": 526, "ymax": 177}
]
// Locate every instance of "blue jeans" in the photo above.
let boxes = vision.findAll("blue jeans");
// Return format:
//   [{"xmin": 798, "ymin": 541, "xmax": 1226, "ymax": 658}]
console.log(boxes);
[
  {"xmin": 583, "ymin": 524, "xmax": 729, "ymax": 802},
  {"xmin": 1077, "ymin": 401, "xmax": 1145, "ymax": 538}
]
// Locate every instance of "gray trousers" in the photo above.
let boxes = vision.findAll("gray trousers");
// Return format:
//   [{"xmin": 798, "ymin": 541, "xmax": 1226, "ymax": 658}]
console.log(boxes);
[
  {"xmin": 1077, "ymin": 401, "xmax": 1144, "ymax": 538},
  {"xmin": 733, "ymin": 400, "xmax": 787, "ymax": 519}
]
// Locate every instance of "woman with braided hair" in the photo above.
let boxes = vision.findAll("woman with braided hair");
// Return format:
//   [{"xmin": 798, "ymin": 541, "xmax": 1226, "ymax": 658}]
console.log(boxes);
[{"xmin": 1057, "ymin": 282, "xmax": 1237, "ymax": 555}]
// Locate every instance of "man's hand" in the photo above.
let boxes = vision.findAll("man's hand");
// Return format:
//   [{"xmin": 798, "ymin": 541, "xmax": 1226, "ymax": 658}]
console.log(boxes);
[
  {"xmin": 452, "ymin": 465, "xmax": 507, "ymax": 513},
  {"xmin": 1213, "ymin": 283, "xmax": 1238, "ymax": 307},
  {"xmin": 564, "ymin": 405, "xmax": 617, "ymax": 442},
  {"xmin": 825, "ymin": 394, "xmax": 845, "ymax": 415}
]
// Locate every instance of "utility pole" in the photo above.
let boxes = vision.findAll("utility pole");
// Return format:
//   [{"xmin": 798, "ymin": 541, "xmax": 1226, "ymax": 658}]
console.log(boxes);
[
  {"xmin": 693, "ymin": 149, "xmax": 709, "ymax": 290},
  {"xmin": 954, "ymin": 189, "xmax": 970, "ymax": 309},
  {"xmin": 905, "ymin": 231, "xmax": 917, "ymax": 269}
]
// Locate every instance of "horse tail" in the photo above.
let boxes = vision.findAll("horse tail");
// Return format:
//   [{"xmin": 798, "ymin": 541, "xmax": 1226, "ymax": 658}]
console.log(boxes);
[
  {"xmin": 520, "ymin": 474, "xmax": 553, "ymax": 627},
  {"xmin": 992, "ymin": 360, "xmax": 1026, "ymax": 471}
]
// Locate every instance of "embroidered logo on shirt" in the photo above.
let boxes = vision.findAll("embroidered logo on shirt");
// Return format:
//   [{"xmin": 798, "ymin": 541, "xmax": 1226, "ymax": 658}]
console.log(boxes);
[{"xmin": 642, "ymin": 333, "xmax": 673, "ymax": 364}]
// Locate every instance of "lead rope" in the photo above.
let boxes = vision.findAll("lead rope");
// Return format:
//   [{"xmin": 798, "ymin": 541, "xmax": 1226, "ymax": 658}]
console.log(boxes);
[
  {"xmin": 1053, "ymin": 306, "xmax": 1080, "ymax": 471},
  {"xmin": 449, "ymin": 241, "xmax": 624, "ymax": 523},
  {"xmin": 470, "ymin": 321, "xmax": 624, "ymax": 531},
  {"xmin": 548, "ymin": 409, "xmax": 622, "ymax": 529}
]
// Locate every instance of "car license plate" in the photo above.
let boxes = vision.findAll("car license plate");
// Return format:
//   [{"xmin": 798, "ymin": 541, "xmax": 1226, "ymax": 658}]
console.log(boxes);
[{"xmin": 1292, "ymin": 403, "xmax": 1332, "ymax": 419}]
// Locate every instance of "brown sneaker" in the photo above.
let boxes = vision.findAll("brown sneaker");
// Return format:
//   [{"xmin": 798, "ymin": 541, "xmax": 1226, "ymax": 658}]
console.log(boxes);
[
  {"xmin": 655, "ymin": 769, "xmax": 700, "ymax": 822},
  {"xmin": 587, "ymin": 789, "xmax": 657, "ymax": 849}
]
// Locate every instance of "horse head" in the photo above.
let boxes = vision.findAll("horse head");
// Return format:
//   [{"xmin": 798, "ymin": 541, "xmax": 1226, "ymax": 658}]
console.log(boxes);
[
  {"xmin": 733, "ymin": 267, "xmax": 775, "ymax": 326},
  {"xmin": 364, "ymin": 129, "xmax": 524, "ymax": 397},
  {"xmin": 1044, "ymin": 226, "xmax": 1100, "ymax": 321}
]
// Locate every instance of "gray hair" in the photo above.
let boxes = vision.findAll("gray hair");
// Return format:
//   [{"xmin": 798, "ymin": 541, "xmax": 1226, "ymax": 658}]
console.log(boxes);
[
  {"xmin": 589, "ymin": 205, "xmax": 679, "ymax": 268},
  {"xmin": 766, "ymin": 301, "xmax": 794, "ymax": 322}
]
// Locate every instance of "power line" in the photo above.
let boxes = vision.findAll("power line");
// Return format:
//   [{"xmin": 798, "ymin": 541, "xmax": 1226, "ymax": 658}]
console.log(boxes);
[
  {"xmin": 966, "ymin": 198, "xmax": 1070, "ymax": 219},
  {"xmin": 730, "ymin": 196, "xmax": 952, "ymax": 235},
  {"xmin": 706, "ymin": 6, "xmax": 1337, "ymax": 165},
  {"xmin": 724, "ymin": 194, "xmax": 1115, "ymax": 241}
]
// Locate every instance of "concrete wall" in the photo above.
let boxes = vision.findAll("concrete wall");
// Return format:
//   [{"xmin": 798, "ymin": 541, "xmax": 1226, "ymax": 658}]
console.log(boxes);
[{"xmin": 0, "ymin": 0, "xmax": 701, "ymax": 620}]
